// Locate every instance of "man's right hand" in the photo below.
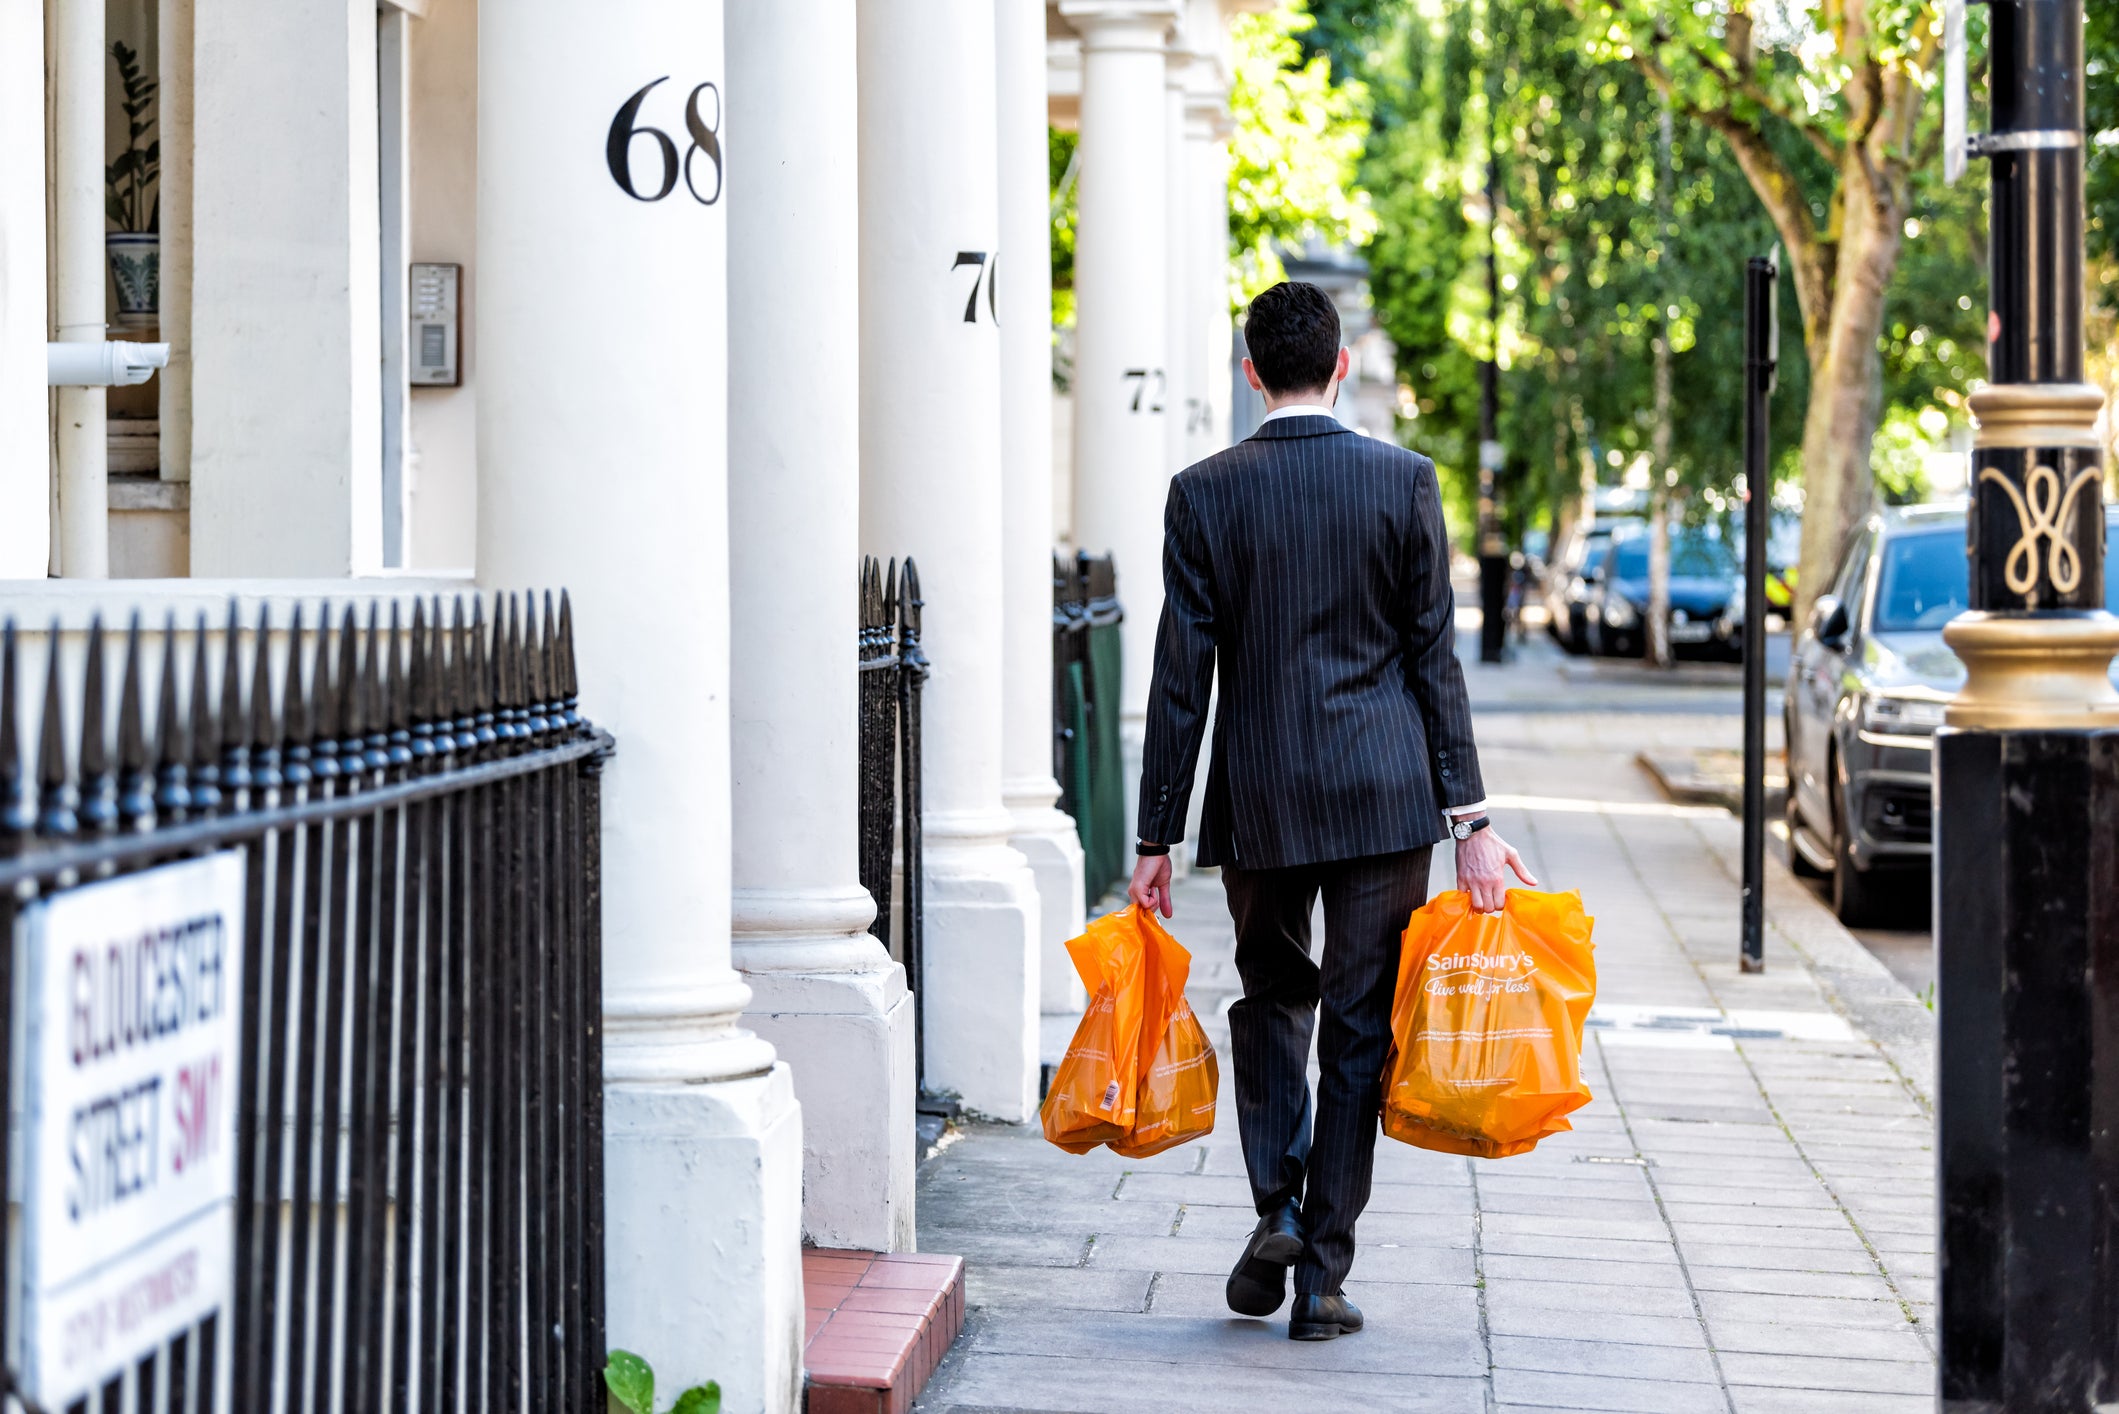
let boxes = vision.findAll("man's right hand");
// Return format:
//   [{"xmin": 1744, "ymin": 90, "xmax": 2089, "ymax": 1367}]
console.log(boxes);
[
  {"xmin": 1456, "ymin": 827, "xmax": 1537, "ymax": 912},
  {"xmin": 1129, "ymin": 853, "xmax": 1175, "ymax": 918}
]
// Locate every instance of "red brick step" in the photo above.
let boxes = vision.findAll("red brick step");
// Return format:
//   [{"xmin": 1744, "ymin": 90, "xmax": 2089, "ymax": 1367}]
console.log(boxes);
[{"xmin": 803, "ymin": 1247, "xmax": 965, "ymax": 1414}]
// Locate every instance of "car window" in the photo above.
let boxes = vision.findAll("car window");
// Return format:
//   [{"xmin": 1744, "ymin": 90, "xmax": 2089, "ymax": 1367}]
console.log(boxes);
[
  {"xmin": 1864, "ymin": 521, "xmax": 2119, "ymax": 631},
  {"xmin": 1872, "ymin": 531, "xmax": 1967, "ymax": 631},
  {"xmin": 1830, "ymin": 530, "xmax": 1874, "ymax": 606},
  {"xmin": 1608, "ymin": 535, "xmax": 1735, "ymax": 580}
]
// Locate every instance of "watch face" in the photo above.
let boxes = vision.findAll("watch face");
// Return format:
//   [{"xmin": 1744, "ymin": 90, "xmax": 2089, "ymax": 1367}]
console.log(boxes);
[{"xmin": 1453, "ymin": 821, "xmax": 1470, "ymax": 840}]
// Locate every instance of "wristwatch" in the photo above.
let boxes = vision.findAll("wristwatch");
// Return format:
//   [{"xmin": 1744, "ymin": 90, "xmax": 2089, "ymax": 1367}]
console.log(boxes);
[{"xmin": 1449, "ymin": 815, "xmax": 1491, "ymax": 842}]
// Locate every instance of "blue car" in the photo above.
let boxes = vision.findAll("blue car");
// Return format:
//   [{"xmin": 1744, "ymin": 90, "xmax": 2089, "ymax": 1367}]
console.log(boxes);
[{"xmin": 1582, "ymin": 529, "xmax": 1743, "ymax": 660}]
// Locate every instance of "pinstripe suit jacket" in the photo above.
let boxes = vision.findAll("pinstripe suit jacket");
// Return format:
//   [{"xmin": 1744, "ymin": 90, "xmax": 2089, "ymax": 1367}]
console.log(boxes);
[{"xmin": 1135, "ymin": 414, "xmax": 1485, "ymax": 870}]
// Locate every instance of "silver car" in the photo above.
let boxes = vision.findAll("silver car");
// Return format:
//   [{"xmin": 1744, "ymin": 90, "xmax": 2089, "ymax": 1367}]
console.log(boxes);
[{"xmin": 1784, "ymin": 503, "xmax": 2119, "ymax": 924}]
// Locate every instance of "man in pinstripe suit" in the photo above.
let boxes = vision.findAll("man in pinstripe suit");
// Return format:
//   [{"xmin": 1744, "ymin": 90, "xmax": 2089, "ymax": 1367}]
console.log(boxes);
[{"xmin": 1127, "ymin": 281, "xmax": 1535, "ymax": 1341}]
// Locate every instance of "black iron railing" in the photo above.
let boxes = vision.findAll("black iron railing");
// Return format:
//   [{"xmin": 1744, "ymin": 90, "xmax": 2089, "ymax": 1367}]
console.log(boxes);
[
  {"xmin": 0, "ymin": 592, "xmax": 609, "ymax": 1414},
  {"xmin": 1053, "ymin": 552, "xmax": 1126, "ymax": 905},
  {"xmin": 856, "ymin": 558, "xmax": 927, "ymax": 1091}
]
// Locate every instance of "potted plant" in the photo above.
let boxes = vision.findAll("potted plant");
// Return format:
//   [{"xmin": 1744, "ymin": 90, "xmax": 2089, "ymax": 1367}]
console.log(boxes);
[{"xmin": 105, "ymin": 40, "xmax": 159, "ymax": 321}]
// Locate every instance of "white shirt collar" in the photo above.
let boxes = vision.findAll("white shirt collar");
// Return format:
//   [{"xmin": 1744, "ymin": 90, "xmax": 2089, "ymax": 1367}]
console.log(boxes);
[{"xmin": 1261, "ymin": 402, "xmax": 1339, "ymax": 424}]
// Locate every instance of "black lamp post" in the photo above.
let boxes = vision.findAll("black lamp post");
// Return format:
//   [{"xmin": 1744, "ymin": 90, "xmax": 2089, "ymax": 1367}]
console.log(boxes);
[{"xmin": 1936, "ymin": 1, "xmax": 2119, "ymax": 1407}]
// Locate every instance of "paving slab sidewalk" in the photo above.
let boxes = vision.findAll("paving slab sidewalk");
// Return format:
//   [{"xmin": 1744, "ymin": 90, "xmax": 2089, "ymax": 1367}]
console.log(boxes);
[{"xmin": 913, "ymin": 645, "xmax": 1938, "ymax": 1414}]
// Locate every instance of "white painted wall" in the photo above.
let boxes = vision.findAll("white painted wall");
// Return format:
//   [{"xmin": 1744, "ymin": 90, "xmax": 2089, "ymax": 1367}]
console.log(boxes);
[
  {"xmin": 998, "ymin": 0, "xmax": 1087, "ymax": 1015},
  {"xmin": 157, "ymin": 0, "xmax": 194, "ymax": 486},
  {"xmin": 190, "ymin": 0, "xmax": 382, "ymax": 577},
  {"xmin": 727, "ymin": 0, "xmax": 915, "ymax": 1255},
  {"xmin": 1062, "ymin": 0, "xmax": 1179, "ymax": 842},
  {"xmin": 405, "ymin": 0, "xmax": 477, "ymax": 571},
  {"xmin": 475, "ymin": 2, "xmax": 802, "ymax": 1409},
  {"xmin": 858, "ymin": 0, "xmax": 1042, "ymax": 1121},
  {"xmin": 0, "ymin": 0, "xmax": 50, "ymax": 575}
]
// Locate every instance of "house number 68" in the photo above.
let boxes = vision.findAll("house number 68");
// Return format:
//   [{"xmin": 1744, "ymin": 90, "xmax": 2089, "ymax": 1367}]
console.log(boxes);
[{"xmin": 607, "ymin": 76, "xmax": 723, "ymax": 205}]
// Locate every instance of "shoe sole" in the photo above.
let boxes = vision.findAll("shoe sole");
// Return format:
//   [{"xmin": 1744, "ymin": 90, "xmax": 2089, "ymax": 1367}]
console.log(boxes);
[
  {"xmin": 1289, "ymin": 1319, "xmax": 1362, "ymax": 1342},
  {"xmin": 1225, "ymin": 1231, "xmax": 1304, "ymax": 1317},
  {"xmin": 1279, "ymin": 1322, "xmax": 1347, "ymax": 1348}
]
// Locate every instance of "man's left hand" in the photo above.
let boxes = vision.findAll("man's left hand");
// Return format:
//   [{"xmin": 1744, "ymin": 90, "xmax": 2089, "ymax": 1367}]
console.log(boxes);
[
  {"xmin": 1129, "ymin": 853, "xmax": 1174, "ymax": 918},
  {"xmin": 1456, "ymin": 827, "xmax": 1537, "ymax": 912}
]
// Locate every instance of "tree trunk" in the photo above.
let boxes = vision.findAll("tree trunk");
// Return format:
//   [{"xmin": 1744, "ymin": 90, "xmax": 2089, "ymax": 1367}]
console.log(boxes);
[
  {"xmin": 1648, "ymin": 330, "xmax": 1673, "ymax": 667},
  {"xmin": 1789, "ymin": 163, "xmax": 1904, "ymax": 629}
]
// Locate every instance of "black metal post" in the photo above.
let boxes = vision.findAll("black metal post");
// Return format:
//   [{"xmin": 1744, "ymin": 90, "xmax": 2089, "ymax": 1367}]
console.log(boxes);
[
  {"xmin": 1937, "ymin": 3, "xmax": 2119, "ymax": 1408},
  {"xmin": 1740, "ymin": 253, "xmax": 1777, "ymax": 974},
  {"xmin": 1477, "ymin": 158, "xmax": 1508, "ymax": 665}
]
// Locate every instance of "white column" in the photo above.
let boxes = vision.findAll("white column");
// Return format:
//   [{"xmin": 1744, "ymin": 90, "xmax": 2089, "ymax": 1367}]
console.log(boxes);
[
  {"xmin": 53, "ymin": 0, "xmax": 107, "ymax": 578},
  {"xmin": 1163, "ymin": 43, "xmax": 1191, "ymax": 482},
  {"xmin": 727, "ymin": 0, "xmax": 915, "ymax": 1253},
  {"xmin": 476, "ymin": 6, "xmax": 802, "ymax": 1412},
  {"xmin": 998, "ymin": 0, "xmax": 1087, "ymax": 1016},
  {"xmin": 1183, "ymin": 0, "xmax": 1233, "ymax": 466},
  {"xmin": 858, "ymin": 0, "xmax": 1042, "ymax": 1122},
  {"xmin": 0, "ymin": 0, "xmax": 49, "ymax": 574},
  {"xmin": 1062, "ymin": 0, "xmax": 1179, "ymax": 839},
  {"xmin": 190, "ymin": 0, "xmax": 382, "ymax": 576},
  {"xmin": 157, "ymin": 0, "xmax": 193, "ymax": 485}
]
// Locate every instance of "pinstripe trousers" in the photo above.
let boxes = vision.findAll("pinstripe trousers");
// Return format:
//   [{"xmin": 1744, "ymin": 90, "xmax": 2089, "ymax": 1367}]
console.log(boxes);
[{"xmin": 1222, "ymin": 846, "xmax": 1434, "ymax": 1296}]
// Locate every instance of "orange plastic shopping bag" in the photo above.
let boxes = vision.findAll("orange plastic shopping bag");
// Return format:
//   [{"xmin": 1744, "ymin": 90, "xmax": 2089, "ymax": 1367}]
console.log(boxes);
[
  {"xmin": 1381, "ymin": 889, "xmax": 1596, "ymax": 1159},
  {"xmin": 1041, "ymin": 905, "xmax": 1219, "ymax": 1156}
]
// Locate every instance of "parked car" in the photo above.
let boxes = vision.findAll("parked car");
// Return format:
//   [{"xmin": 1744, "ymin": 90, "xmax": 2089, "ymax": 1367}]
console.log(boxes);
[
  {"xmin": 1543, "ymin": 515, "xmax": 1643, "ymax": 654},
  {"xmin": 1715, "ymin": 507, "xmax": 1805, "ymax": 643},
  {"xmin": 1582, "ymin": 528, "xmax": 1743, "ymax": 660},
  {"xmin": 1784, "ymin": 504, "xmax": 2119, "ymax": 925}
]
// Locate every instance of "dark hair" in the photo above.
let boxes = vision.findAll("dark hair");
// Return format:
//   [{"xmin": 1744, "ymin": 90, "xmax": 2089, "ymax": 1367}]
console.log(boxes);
[{"xmin": 1243, "ymin": 281, "xmax": 1341, "ymax": 396}]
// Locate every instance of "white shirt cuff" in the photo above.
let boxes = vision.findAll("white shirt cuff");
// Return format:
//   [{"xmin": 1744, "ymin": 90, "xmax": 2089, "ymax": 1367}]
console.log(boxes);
[{"xmin": 1443, "ymin": 800, "xmax": 1489, "ymax": 818}]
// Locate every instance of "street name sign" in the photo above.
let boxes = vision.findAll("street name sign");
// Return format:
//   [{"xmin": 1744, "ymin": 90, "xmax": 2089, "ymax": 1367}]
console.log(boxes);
[{"xmin": 19, "ymin": 851, "xmax": 245, "ymax": 1408}]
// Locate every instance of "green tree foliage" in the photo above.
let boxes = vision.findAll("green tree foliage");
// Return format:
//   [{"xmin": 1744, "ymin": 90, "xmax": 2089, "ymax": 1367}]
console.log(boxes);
[
  {"xmin": 1316, "ymin": 0, "xmax": 1980, "ymax": 585},
  {"xmin": 1226, "ymin": 7, "xmax": 1378, "ymax": 303},
  {"xmin": 1049, "ymin": 127, "xmax": 1079, "ymax": 330},
  {"xmin": 2088, "ymin": 1, "xmax": 2118, "ymax": 276}
]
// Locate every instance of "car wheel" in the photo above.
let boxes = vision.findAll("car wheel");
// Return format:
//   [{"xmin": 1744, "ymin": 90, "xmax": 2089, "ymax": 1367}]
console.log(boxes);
[
  {"xmin": 1829, "ymin": 766, "xmax": 1883, "ymax": 927},
  {"xmin": 1785, "ymin": 786, "xmax": 1825, "ymax": 879}
]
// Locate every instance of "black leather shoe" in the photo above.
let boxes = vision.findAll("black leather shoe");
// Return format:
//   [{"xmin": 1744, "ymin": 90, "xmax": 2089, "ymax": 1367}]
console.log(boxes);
[
  {"xmin": 1224, "ymin": 1200, "xmax": 1305, "ymax": 1317},
  {"xmin": 1288, "ymin": 1291, "xmax": 1364, "ymax": 1341}
]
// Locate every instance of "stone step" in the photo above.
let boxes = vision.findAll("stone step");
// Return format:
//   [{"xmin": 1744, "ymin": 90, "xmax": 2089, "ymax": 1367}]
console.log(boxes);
[{"xmin": 803, "ymin": 1247, "xmax": 965, "ymax": 1414}]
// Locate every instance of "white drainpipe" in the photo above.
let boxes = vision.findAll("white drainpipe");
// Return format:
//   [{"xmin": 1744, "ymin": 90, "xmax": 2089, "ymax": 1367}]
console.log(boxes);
[{"xmin": 52, "ymin": 0, "xmax": 107, "ymax": 579}]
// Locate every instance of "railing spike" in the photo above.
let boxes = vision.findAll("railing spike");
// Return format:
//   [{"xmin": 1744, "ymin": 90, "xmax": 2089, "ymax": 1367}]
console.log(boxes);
[
  {"xmin": 188, "ymin": 612, "xmax": 221, "ymax": 817},
  {"xmin": 337, "ymin": 602, "xmax": 364, "ymax": 752},
  {"xmin": 471, "ymin": 596, "xmax": 496, "ymax": 750},
  {"xmin": 154, "ymin": 613, "xmax": 190, "ymax": 822},
  {"xmin": 311, "ymin": 602, "xmax": 343, "ymax": 785},
  {"xmin": 117, "ymin": 612, "xmax": 154, "ymax": 830},
  {"xmin": 361, "ymin": 601, "xmax": 389, "ymax": 774},
  {"xmin": 409, "ymin": 598, "xmax": 438, "ymax": 769},
  {"xmin": 282, "ymin": 602, "xmax": 313, "ymax": 791},
  {"xmin": 558, "ymin": 588, "xmax": 580, "ymax": 726},
  {"xmin": 438, "ymin": 595, "xmax": 466, "ymax": 755},
  {"xmin": 220, "ymin": 602, "xmax": 254, "ymax": 807},
  {"xmin": 385, "ymin": 599, "xmax": 413, "ymax": 772},
  {"xmin": 1, "ymin": 620, "xmax": 32, "ymax": 847},
  {"xmin": 78, "ymin": 615, "xmax": 116, "ymax": 836},
  {"xmin": 250, "ymin": 605, "xmax": 278, "ymax": 754},
  {"xmin": 248, "ymin": 605, "xmax": 281, "ymax": 797},
  {"xmin": 538, "ymin": 589, "xmax": 558, "ymax": 738},
  {"xmin": 37, "ymin": 618, "xmax": 77, "ymax": 837},
  {"xmin": 502, "ymin": 593, "xmax": 521, "ymax": 733}
]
